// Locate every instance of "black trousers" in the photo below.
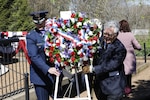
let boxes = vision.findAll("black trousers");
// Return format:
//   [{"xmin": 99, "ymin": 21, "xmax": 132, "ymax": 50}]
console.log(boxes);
[
  {"xmin": 125, "ymin": 74, "xmax": 132, "ymax": 88},
  {"xmin": 94, "ymin": 79, "xmax": 123, "ymax": 100}
]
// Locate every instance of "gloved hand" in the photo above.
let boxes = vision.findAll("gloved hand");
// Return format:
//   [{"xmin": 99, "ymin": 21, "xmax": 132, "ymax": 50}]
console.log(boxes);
[
  {"xmin": 48, "ymin": 67, "xmax": 60, "ymax": 76},
  {"xmin": 82, "ymin": 65, "xmax": 93, "ymax": 74}
]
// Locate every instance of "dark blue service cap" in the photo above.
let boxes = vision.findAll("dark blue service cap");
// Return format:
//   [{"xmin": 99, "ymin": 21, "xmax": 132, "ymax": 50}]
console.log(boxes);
[{"xmin": 30, "ymin": 11, "xmax": 48, "ymax": 19}]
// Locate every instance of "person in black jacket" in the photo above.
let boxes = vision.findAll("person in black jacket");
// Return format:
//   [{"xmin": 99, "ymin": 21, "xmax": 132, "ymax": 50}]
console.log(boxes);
[{"xmin": 82, "ymin": 20, "xmax": 127, "ymax": 100}]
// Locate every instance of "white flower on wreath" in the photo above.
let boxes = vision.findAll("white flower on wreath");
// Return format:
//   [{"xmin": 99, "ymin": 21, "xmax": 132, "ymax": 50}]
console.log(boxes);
[
  {"xmin": 76, "ymin": 22, "xmax": 82, "ymax": 28},
  {"xmin": 70, "ymin": 18, "xmax": 75, "ymax": 24},
  {"xmin": 88, "ymin": 31, "xmax": 93, "ymax": 36}
]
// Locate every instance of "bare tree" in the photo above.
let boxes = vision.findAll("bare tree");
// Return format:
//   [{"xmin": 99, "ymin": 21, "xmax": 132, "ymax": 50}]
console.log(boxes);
[
  {"xmin": 27, "ymin": 0, "xmax": 150, "ymax": 29},
  {"xmin": 28, "ymin": 0, "xmax": 70, "ymax": 17}
]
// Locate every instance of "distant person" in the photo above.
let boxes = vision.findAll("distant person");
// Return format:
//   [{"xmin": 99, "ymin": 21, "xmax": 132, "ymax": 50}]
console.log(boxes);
[
  {"xmin": 82, "ymin": 20, "xmax": 127, "ymax": 100},
  {"xmin": 26, "ymin": 11, "xmax": 60, "ymax": 100},
  {"xmin": 0, "ymin": 32, "xmax": 16, "ymax": 61},
  {"xmin": 117, "ymin": 19, "xmax": 142, "ymax": 96}
]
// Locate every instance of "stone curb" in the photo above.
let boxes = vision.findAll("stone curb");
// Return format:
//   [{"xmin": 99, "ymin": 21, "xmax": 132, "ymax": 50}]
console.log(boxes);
[{"xmin": 133, "ymin": 62, "xmax": 150, "ymax": 77}]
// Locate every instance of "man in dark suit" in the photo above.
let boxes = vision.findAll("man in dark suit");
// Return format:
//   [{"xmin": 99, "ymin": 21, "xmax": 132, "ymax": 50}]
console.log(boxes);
[
  {"xmin": 26, "ymin": 11, "xmax": 60, "ymax": 100},
  {"xmin": 82, "ymin": 20, "xmax": 127, "ymax": 100}
]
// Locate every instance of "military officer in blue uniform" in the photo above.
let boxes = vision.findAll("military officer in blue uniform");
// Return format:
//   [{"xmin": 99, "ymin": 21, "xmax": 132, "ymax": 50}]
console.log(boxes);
[
  {"xmin": 26, "ymin": 11, "xmax": 60, "ymax": 100},
  {"xmin": 82, "ymin": 20, "xmax": 127, "ymax": 100}
]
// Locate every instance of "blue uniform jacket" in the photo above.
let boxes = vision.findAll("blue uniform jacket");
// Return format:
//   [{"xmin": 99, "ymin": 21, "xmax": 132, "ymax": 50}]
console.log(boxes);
[
  {"xmin": 26, "ymin": 29, "xmax": 54, "ymax": 85},
  {"xmin": 94, "ymin": 39, "xmax": 127, "ymax": 95}
]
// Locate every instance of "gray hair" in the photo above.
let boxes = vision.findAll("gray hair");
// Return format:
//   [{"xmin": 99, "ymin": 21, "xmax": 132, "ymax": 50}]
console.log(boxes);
[{"xmin": 104, "ymin": 20, "xmax": 120, "ymax": 34}]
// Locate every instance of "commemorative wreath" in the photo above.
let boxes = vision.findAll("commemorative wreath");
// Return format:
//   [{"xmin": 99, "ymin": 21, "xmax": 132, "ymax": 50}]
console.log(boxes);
[{"xmin": 44, "ymin": 12, "xmax": 102, "ymax": 72}]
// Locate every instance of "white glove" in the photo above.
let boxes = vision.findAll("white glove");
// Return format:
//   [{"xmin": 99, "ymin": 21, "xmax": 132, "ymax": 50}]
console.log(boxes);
[{"xmin": 89, "ymin": 65, "xmax": 93, "ymax": 73}]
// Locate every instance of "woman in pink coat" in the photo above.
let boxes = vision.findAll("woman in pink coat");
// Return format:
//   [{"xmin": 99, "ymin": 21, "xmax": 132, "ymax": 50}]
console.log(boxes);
[{"xmin": 117, "ymin": 20, "xmax": 142, "ymax": 96}]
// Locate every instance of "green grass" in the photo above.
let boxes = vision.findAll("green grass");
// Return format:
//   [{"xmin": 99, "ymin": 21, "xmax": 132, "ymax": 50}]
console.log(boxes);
[{"xmin": 135, "ymin": 34, "xmax": 150, "ymax": 56}]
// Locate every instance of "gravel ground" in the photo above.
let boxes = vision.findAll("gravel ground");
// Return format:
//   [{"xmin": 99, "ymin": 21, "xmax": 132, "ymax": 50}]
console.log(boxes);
[{"xmin": 123, "ymin": 62, "xmax": 150, "ymax": 100}]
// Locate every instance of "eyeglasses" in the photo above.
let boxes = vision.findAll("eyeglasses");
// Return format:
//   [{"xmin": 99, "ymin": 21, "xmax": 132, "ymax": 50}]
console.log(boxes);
[{"xmin": 103, "ymin": 32, "xmax": 114, "ymax": 37}]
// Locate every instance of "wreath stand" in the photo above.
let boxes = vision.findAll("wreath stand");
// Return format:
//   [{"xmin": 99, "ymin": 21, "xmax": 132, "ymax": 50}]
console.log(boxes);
[{"xmin": 54, "ymin": 68, "xmax": 91, "ymax": 100}]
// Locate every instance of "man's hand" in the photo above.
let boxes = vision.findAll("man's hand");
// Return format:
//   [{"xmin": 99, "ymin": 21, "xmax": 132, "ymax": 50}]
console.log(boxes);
[
  {"xmin": 48, "ymin": 67, "xmax": 60, "ymax": 76},
  {"xmin": 82, "ymin": 66, "xmax": 90, "ymax": 74}
]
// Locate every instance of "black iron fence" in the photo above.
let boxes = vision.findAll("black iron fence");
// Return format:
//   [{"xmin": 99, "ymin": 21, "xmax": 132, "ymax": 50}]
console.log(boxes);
[
  {"xmin": 0, "ymin": 38, "xmax": 32, "ymax": 100},
  {"xmin": 135, "ymin": 43, "xmax": 150, "ymax": 63},
  {"xmin": 0, "ymin": 38, "xmax": 149, "ymax": 100}
]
